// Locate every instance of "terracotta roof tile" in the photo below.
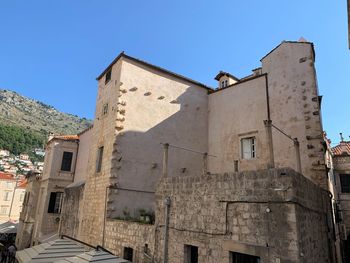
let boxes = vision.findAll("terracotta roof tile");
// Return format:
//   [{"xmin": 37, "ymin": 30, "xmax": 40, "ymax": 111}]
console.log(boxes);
[
  {"xmin": 53, "ymin": 135, "xmax": 79, "ymax": 140},
  {"xmin": 0, "ymin": 172, "xmax": 15, "ymax": 180},
  {"xmin": 332, "ymin": 141, "xmax": 350, "ymax": 156}
]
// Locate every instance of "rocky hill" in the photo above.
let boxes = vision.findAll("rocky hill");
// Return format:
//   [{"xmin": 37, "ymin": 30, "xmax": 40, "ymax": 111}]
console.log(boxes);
[{"xmin": 0, "ymin": 89, "xmax": 92, "ymax": 136}]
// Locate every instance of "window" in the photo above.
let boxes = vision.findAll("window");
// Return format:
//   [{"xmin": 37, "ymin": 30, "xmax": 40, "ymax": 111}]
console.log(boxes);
[
  {"xmin": 230, "ymin": 252, "xmax": 260, "ymax": 263},
  {"xmin": 340, "ymin": 174, "xmax": 350, "ymax": 193},
  {"xmin": 123, "ymin": 247, "xmax": 133, "ymax": 262},
  {"xmin": 105, "ymin": 69, "xmax": 112, "ymax": 84},
  {"xmin": 6, "ymin": 182, "xmax": 12, "ymax": 188},
  {"xmin": 184, "ymin": 245, "xmax": 198, "ymax": 263},
  {"xmin": 241, "ymin": 137, "xmax": 256, "ymax": 159},
  {"xmin": 20, "ymin": 193, "xmax": 24, "ymax": 202},
  {"xmin": 221, "ymin": 80, "xmax": 228, "ymax": 88},
  {"xmin": 0, "ymin": 206, "xmax": 7, "ymax": 215},
  {"xmin": 61, "ymin": 151, "xmax": 73, "ymax": 171},
  {"xmin": 102, "ymin": 103, "xmax": 109, "ymax": 115},
  {"xmin": 96, "ymin": 146, "xmax": 104, "ymax": 173},
  {"xmin": 47, "ymin": 192, "xmax": 63, "ymax": 214},
  {"xmin": 3, "ymin": 192, "xmax": 11, "ymax": 201}
]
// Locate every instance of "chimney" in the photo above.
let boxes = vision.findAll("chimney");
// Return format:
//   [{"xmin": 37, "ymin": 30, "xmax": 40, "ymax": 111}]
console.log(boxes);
[
  {"xmin": 252, "ymin": 67, "xmax": 262, "ymax": 77},
  {"xmin": 48, "ymin": 132, "xmax": 55, "ymax": 142}
]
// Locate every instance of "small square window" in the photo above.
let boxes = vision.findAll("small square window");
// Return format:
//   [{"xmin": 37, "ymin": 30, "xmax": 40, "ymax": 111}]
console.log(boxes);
[
  {"xmin": 241, "ymin": 137, "xmax": 256, "ymax": 159},
  {"xmin": 184, "ymin": 245, "xmax": 198, "ymax": 263},
  {"xmin": 105, "ymin": 69, "xmax": 112, "ymax": 84},
  {"xmin": 123, "ymin": 247, "xmax": 133, "ymax": 262},
  {"xmin": 0, "ymin": 206, "xmax": 7, "ymax": 215},
  {"xmin": 230, "ymin": 252, "xmax": 260, "ymax": 263},
  {"xmin": 3, "ymin": 192, "xmax": 11, "ymax": 201},
  {"xmin": 96, "ymin": 146, "xmax": 104, "ymax": 173},
  {"xmin": 61, "ymin": 152, "xmax": 73, "ymax": 172},
  {"xmin": 47, "ymin": 192, "xmax": 63, "ymax": 214},
  {"xmin": 340, "ymin": 174, "xmax": 350, "ymax": 193},
  {"xmin": 102, "ymin": 103, "xmax": 109, "ymax": 115}
]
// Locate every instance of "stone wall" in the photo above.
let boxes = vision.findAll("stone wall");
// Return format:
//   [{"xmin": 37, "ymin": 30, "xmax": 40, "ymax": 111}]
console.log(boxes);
[
  {"xmin": 16, "ymin": 174, "xmax": 41, "ymax": 249},
  {"xmin": 104, "ymin": 220, "xmax": 155, "ymax": 262},
  {"xmin": 153, "ymin": 168, "xmax": 334, "ymax": 263},
  {"xmin": 261, "ymin": 41, "xmax": 326, "ymax": 188}
]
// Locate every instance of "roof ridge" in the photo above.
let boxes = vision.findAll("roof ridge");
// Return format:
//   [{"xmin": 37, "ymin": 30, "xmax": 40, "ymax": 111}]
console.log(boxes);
[{"xmin": 96, "ymin": 52, "xmax": 212, "ymax": 90}]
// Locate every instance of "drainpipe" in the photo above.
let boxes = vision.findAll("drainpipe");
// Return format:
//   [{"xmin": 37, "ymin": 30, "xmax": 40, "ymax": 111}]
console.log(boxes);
[
  {"xmin": 293, "ymin": 138, "xmax": 302, "ymax": 174},
  {"xmin": 202, "ymin": 153, "xmax": 208, "ymax": 175},
  {"xmin": 163, "ymin": 197, "xmax": 171, "ymax": 263},
  {"xmin": 264, "ymin": 120, "xmax": 275, "ymax": 169},
  {"xmin": 102, "ymin": 185, "xmax": 109, "ymax": 247},
  {"xmin": 162, "ymin": 143, "xmax": 169, "ymax": 177},
  {"xmin": 8, "ymin": 177, "xmax": 19, "ymax": 220}
]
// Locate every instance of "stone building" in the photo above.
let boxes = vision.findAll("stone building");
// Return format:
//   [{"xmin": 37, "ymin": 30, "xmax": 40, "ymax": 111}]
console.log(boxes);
[
  {"xmin": 17, "ymin": 40, "xmax": 338, "ymax": 262},
  {"xmin": 0, "ymin": 172, "xmax": 26, "ymax": 223},
  {"xmin": 329, "ymin": 136, "xmax": 350, "ymax": 262},
  {"xmin": 16, "ymin": 130, "xmax": 92, "ymax": 248}
]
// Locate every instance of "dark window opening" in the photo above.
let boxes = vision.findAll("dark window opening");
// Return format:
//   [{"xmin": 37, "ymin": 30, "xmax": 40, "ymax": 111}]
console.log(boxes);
[
  {"xmin": 184, "ymin": 245, "xmax": 198, "ymax": 263},
  {"xmin": 123, "ymin": 247, "xmax": 133, "ymax": 262},
  {"xmin": 340, "ymin": 174, "xmax": 350, "ymax": 193},
  {"xmin": 61, "ymin": 151, "xmax": 73, "ymax": 171},
  {"xmin": 48, "ymin": 192, "xmax": 63, "ymax": 214},
  {"xmin": 105, "ymin": 69, "xmax": 112, "ymax": 84},
  {"xmin": 102, "ymin": 103, "xmax": 109, "ymax": 115},
  {"xmin": 230, "ymin": 252, "xmax": 260, "ymax": 263},
  {"xmin": 234, "ymin": 160, "xmax": 239, "ymax": 172},
  {"xmin": 96, "ymin": 146, "xmax": 104, "ymax": 173}
]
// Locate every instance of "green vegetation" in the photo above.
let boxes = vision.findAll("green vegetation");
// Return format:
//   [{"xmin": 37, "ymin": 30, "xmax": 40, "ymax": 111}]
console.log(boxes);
[{"xmin": 0, "ymin": 123, "xmax": 46, "ymax": 156}]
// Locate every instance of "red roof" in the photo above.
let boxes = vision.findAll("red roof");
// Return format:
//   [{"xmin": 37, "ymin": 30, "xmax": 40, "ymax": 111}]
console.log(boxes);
[
  {"xmin": 332, "ymin": 141, "xmax": 350, "ymax": 156},
  {"xmin": 0, "ymin": 172, "xmax": 15, "ymax": 181},
  {"xmin": 53, "ymin": 135, "xmax": 79, "ymax": 140}
]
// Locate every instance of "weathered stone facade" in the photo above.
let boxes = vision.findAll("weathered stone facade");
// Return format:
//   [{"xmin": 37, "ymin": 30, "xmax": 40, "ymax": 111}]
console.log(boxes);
[
  {"xmin": 17, "ymin": 40, "xmax": 339, "ymax": 262},
  {"xmin": 92, "ymin": 168, "xmax": 334, "ymax": 263}
]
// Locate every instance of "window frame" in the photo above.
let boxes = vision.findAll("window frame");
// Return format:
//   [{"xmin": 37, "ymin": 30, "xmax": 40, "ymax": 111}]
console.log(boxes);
[
  {"xmin": 241, "ymin": 137, "xmax": 256, "ymax": 160},
  {"xmin": 340, "ymin": 174, "xmax": 350, "ymax": 193},
  {"xmin": 102, "ymin": 103, "xmax": 109, "ymax": 116},
  {"xmin": 184, "ymin": 244, "xmax": 198, "ymax": 263},
  {"xmin": 105, "ymin": 69, "xmax": 112, "ymax": 84},
  {"xmin": 47, "ymin": 192, "xmax": 63, "ymax": 214},
  {"xmin": 0, "ymin": 206, "xmax": 7, "ymax": 215},
  {"xmin": 3, "ymin": 191, "xmax": 11, "ymax": 201},
  {"xmin": 60, "ymin": 151, "xmax": 73, "ymax": 172},
  {"xmin": 96, "ymin": 146, "xmax": 104, "ymax": 173}
]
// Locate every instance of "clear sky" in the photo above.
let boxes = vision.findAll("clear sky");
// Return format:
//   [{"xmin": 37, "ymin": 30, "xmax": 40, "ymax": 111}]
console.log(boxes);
[{"xmin": 0, "ymin": 0, "xmax": 348, "ymax": 144}]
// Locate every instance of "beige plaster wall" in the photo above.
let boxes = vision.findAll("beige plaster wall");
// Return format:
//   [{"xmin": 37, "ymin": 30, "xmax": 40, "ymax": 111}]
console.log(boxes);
[
  {"xmin": 261, "ymin": 42, "xmax": 326, "ymax": 187},
  {"xmin": 208, "ymin": 76, "xmax": 268, "ymax": 173},
  {"xmin": 42, "ymin": 140, "xmax": 78, "ymax": 181},
  {"xmin": 109, "ymin": 58, "xmax": 208, "ymax": 217},
  {"xmin": 0, "ymin": 179, "xmax": 25, "ymax": 223},
  {"xmin": 74, "ymin": 129, "xmax": 93, "ymax": 183}
]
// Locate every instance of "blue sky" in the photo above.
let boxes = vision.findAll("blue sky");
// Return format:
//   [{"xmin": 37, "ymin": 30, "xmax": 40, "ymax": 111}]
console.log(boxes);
[{"xmin": 0, "ymin": 1, "xmax": 348, "ymax": 144}]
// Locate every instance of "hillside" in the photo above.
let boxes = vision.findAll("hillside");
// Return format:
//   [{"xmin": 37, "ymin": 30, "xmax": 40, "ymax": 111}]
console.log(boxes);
[{"xmin": 0, "ymin": 89, "xmax": 92, "ymax": 136}]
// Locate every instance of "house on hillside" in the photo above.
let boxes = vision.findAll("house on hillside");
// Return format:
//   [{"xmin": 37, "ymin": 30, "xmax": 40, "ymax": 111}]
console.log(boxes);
[
  {"xmin": 0, "ymin": 172, "xmax": 26, "ymax": 223},
  {"xmin": 17, "ymin": 40, "xmax": 339, "ymax": 263}
]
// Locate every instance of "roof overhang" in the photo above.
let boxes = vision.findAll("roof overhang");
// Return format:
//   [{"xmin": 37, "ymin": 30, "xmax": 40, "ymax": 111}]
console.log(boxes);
[{"xmin": 214, "ymin": 71, "xmax": 240, "ymax": 81}]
